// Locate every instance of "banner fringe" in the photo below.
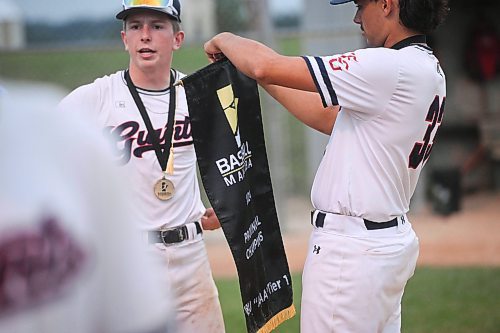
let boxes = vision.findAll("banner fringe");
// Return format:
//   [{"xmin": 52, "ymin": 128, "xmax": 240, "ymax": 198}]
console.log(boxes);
[{"xmin": 256, "ymin": 305, "xmax": 296, "ymax": 333}]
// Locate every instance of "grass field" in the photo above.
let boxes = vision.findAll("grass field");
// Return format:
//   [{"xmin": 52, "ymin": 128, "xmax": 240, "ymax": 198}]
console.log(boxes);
[
  {"xmin": 216, "ymin": 267, "xmax": 500, "ymax": 332},
  {"xmin": 0, "ymin": 37, "xmax": 301, "ymax": 91},
  {"xmin": 0, "ymin": 45, "xmax": 202, "ymax": 90}
]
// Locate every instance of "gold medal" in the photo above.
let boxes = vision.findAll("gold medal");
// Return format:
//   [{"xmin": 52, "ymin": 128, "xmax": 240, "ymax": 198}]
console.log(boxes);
[{"xmin": 154, "ymin": 177, "xmax": 175, "ymax": 201}]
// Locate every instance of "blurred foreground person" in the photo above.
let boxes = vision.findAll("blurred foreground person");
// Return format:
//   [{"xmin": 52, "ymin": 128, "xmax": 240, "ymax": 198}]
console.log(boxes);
[{"xmin": 0, "ymin": 83, "xmax": 175, "ymax": 333}]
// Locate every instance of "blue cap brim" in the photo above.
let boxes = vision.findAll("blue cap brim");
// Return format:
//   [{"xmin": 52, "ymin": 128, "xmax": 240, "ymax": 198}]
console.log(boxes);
[{"xmin": 330, "ymin": 0, "xmax": 354, "ymax": 5}]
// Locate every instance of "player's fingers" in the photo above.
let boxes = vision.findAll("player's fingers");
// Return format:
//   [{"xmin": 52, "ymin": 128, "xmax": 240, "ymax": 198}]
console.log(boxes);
[
  {"xmin": 213, "ymin": 53, "xmax": 226, "ymax": 61},
  {"xmin": 206, "ymin": 52, "xmax": 216, "ymax": 63},
  {"xmin": 202, "ymin": 208, "xmax": 221, "ymax": 230},
  {"xmin": 204, "ymin": 207, "xmax": 215, "ymax": 217},
  {"xmin": 205, "ymin": 52, "xmax": 225, "ymax": 63},
  {"xmin": 201, "ymin": 216, "xmax": 221, "ymax": 230}
]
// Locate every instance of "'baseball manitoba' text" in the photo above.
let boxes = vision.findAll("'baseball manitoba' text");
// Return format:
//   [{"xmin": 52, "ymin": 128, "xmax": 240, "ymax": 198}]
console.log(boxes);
[{"xmin": 215, "ymin": 141, "xmax": 253, "ymax": 187}]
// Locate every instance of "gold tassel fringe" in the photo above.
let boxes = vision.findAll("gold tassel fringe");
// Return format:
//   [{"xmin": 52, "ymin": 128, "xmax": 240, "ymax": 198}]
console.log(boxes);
[
  {"xmin": 166, "ymin": 146, "xmax": 174, "ymax": 175},
  {"xmin": 256, "ymin": 305, "xmax": 296, "ymax": 333}
]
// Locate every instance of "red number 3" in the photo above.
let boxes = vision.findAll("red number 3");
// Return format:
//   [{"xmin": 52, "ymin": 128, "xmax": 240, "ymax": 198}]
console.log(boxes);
[{"xmin": 408, "ymin": 95, "xmax": 446, "ymax": 169}]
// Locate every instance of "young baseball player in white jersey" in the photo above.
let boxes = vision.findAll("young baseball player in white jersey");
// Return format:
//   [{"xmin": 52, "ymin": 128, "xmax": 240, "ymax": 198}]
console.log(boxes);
[
  {"xmin": 204, "ymin": 0, "xmax": 449, "ymax": 331},
  {"xmin": 58, "ymin": 1, "xmax": 225, "ymax": 332},
  {"xmin": 0, "ymin": 84, "xmax": 175, "ymax": 333}
]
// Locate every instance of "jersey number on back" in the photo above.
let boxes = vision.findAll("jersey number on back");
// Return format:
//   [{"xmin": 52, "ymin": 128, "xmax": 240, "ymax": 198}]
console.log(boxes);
[{"xmin": 408, "ymin": 95, "xmax": 446, "ymax": 169}]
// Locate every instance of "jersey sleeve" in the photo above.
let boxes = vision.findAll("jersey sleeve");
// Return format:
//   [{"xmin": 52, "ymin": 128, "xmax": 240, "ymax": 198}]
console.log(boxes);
[
  {"xmin": 57, "ymin": 81, "xmax": 102, "ymax": 121},
  {"xmin": 302, "ymin": 48, "xmax": 399, "ymax": 119}
]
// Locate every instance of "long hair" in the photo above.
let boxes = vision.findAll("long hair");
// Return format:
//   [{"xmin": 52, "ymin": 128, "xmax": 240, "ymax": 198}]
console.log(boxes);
[{"xmin": 398, "ymin": 0, "xmax": 450, "ymax": 34}]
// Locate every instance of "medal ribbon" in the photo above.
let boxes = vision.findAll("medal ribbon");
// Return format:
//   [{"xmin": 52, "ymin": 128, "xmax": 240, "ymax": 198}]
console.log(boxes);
[{"xmin": 125, "ymin": 69, "xmax": 176, "ymax": 173}]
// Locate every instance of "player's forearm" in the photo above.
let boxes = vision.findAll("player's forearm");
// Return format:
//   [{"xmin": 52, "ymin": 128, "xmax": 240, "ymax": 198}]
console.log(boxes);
[
  {"xmin": 262, "ymin": 83, "xmax": 338, "ymax": 135},
  {"xmin": 206, "ymin": 32, "xmax": 276, "ymax": 81},
  {"xmin": 205, "ymin": 33, "xmax": 316, "ymax": 92}
]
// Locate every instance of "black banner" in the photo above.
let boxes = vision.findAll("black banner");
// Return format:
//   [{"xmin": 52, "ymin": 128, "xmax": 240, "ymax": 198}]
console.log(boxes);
[{"xmin": 182, "ymin": 60, "xmax": 295, "ymax": 333}]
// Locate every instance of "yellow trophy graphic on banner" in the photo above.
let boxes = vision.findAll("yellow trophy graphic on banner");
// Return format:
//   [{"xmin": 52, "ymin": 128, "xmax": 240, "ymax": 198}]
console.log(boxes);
[{"xmin": 217, "ymin": 85, "xmax": 241, "ymax": 147}]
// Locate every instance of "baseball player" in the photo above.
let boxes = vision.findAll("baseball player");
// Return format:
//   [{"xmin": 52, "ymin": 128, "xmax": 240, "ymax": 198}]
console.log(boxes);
[
  {"xmin": 58, "ymin": 1, "xmax": 225, "ymax": 332},
  {"xmin": 0, "ymin": 85, "xmax": 175, "ymax": 333},
  {"xmin": 204, "ymin": 0, "xmax": 449, "ymax": 331}
]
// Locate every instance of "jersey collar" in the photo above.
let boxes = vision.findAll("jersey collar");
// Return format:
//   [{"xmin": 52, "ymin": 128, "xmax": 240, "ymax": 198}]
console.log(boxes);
[{"xmin": 390, "ymin": 35, "xmax": 427, "ymax": 50}]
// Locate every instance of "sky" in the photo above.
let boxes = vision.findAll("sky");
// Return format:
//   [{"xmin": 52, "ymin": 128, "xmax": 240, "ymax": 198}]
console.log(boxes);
[{"xmin": 12, "ymin": 0, "xmax": 302, "ymax": 23}]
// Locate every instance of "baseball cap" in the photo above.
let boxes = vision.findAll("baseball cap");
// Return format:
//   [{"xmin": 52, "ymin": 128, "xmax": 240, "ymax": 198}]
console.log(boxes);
[
  {"xmin": 116, "ymin": 0, "xmax": 181, "ymax": 22},
  {"xmin": 329, "ymin": 0, "xmax": 354, "ymax": 5}
]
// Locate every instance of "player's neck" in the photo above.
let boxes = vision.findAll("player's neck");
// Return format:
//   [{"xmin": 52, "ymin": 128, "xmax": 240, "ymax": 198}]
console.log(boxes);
[
  {"xmin": 384, "ymin": 25, "xmax": 420, "ymax": 49},
  {"xmin": 128, "ymin": 66, "xmax": 172, "ymax": 90}
]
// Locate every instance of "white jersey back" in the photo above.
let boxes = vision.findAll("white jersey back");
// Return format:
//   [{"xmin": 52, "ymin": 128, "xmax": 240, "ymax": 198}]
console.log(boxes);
[
  {"xmin": 303, "ymin": 39, "xmax": 446, "ymax": 221},
  {"xmin": 0, "ymin": 92, "xmax": 174, "ymax": 333},
  {"xmin": 58, "ymin": 70, "xmax": 205, "ymax": 230}
]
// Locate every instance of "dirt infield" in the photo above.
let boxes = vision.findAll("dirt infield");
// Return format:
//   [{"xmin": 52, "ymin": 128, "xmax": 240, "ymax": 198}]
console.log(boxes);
[{"xmin": 205, "ymin": 192, "xmax": 500, "ymax": 278}]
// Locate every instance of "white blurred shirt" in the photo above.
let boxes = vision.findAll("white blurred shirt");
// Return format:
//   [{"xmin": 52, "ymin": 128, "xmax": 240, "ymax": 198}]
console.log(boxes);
[{"xmin": 0, "ymin": 83, "xmax": 175, "ymax": 333}]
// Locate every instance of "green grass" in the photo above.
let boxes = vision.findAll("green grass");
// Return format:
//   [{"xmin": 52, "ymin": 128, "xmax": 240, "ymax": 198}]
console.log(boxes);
[
  {"xmin": 0, "ymin": 46, "xmax": 208, "ymax": 91},
  {"xmin": 402, "ymin": 267, "xmax": 500, "ymax": 333},
  {"xmin": 0, "ymin": 37, "xmax": 301, "ymax": 91},
  {"xmin": 0, "ymin": 48, "xmax": 129, "ymax": 90},
  {"xmin": 216, "ymin": 267, "xmax": 500, "ymax": 332}
]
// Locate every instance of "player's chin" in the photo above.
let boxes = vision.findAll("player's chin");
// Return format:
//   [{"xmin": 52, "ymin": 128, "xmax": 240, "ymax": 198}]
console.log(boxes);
[{"xmin": 136, "ymin": 58, "xmax": 159, "ymax": 69}]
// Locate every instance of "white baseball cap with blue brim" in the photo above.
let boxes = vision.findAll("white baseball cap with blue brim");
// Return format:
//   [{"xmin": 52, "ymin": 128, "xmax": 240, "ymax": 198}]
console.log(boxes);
[
  {"xmin": 330, "ymin": 0, "xmax": 354, "ymax": 4},
  {"xmin": 116, "ymin": 0, "xmax": 181, "ymax": 22}
]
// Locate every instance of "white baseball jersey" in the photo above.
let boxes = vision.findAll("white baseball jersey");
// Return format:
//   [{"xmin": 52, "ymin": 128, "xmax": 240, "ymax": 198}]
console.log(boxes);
[
  {"xmin": 0, "ymin": 90, "xmax": 174, "ymax": 333},
  {"xmin": 303, "ymin": 36, "xmax": 446, "ymax": 222},
  {"xmin": 58, "ymin": 70, "xmax": 205, "ymax": 231}
]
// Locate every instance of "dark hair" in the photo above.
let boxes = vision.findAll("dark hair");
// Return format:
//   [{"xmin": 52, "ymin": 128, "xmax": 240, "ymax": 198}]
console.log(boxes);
[{"xmin": 398, "ymin": 0, "xmax": 450, "ymax": 35}]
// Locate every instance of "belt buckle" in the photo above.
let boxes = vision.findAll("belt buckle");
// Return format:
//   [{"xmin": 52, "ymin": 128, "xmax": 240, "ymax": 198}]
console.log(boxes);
[
  {"xmin": 160, "ymin": 227, "xmax": 184, "ymax": 245},
  {"xmin": 177, "ymin": 227, "xmax": 185, "ymax": 241}
]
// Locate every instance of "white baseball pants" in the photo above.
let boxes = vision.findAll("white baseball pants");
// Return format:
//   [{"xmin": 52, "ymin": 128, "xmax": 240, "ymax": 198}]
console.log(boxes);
[
  {"xmin": 301, "ymin": 212, "xmax": 419, "ymax": 333},
  {"xmin": 150, "ymin": 234, "xmax": 225, "ymax": 333}
]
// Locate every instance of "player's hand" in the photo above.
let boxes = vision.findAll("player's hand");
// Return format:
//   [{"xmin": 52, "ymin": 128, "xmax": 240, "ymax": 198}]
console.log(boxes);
[
  {"xmin": 204, "ymin": 34, "xmax": 227, "ymax": 63},
  {"xmin": 201, "ymin": 208, "xmax": 221, "ymax": 230}
]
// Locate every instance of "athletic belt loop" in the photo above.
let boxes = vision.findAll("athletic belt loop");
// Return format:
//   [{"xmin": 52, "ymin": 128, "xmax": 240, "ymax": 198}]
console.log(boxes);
[
  {"xmin": 313, "ymin": 211, "xmax": 398, "ymax": 230},
  {"xmin": 363, "ymin": 218, "xmax": 398, "ymax": 230},
  {"xmin": 148, "ymin": 221, "xmax": 202, "ymax": 245}
]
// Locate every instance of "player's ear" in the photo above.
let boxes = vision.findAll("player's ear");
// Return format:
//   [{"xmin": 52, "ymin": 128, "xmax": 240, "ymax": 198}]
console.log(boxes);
[
  {"xmin": 121, "ymin": 30, "xmax": 129, "ymax": 51},
  {"xmin": 172, "ymin": 30, "xmax": 184, "ymax": 51},
  {"xmin": 382, "ymin": 0, "xmax": 395, "ymax": 16}
]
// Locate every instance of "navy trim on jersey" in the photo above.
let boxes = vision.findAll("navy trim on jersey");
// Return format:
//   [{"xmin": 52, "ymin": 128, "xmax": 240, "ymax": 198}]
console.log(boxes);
[
  {"xmin": 391, "ymin": 35, "xmax": 427, "ymax": 50},
  {"xmin": 173, "ymin": 141, "xmax": 193, "ymax": 148},
  {"xmin": 122, "ymin": 69, "xmax": 179, "ymax": 96},
  {"xmin": 136, "ymin": 87, "xmax": 171, "ymax": 96},
  {"xmin": 302, "ymin": 56, "xmax": 327, "ymax": 107},
  {"xmin": 314, "ymin": 56, "xmax": 339, "ymax": 107},
  {"xmin": 414, "ymin": 44, "xmax": 432, "ymax": 52},
  {"xmin": 413, "ymin": 45, "xmax": 433, "ymax": 54}
]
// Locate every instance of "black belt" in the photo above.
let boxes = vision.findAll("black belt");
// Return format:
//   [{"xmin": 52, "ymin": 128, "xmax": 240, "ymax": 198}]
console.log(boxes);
[
  {"xmin": 148, "ymin": 222, "xmax": 202, "ymax": 245},
  {"xmin": 312, "ymin": 211, "xmax": 399, "ymax": 230}
]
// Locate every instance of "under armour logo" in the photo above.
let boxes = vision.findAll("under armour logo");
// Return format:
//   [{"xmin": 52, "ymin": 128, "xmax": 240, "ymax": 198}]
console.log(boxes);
[
  {"xmin": 401, "ymin": 216, "xmax": 406, "ymax": 224},
  {"xmin": 313, "ymin": 245, "xmax": 321, "ymax": 254}
]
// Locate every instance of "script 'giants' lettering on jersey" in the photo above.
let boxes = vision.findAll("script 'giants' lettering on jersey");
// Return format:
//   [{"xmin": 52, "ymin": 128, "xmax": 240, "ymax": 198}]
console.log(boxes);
[
  {"xmin": 0, "ymin": 217, "xmax": 86, "ymax": 317},
  {"xmin": 329, "ymin": 52, "xmax": 358, "ymax": 71},
  {"xmin": 408, "ymin": 95, "xmax": 446, "ymax": 169},
  {"xmin": 105, "ymin": 116, "xmax": 193, "ymax": 165}
]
